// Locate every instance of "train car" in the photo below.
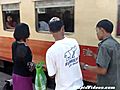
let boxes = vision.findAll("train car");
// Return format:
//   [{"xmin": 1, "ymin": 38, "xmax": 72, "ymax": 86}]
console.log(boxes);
[{"xmin": 0, "ymin": 0, "xmax": 119, "ymax": 84}]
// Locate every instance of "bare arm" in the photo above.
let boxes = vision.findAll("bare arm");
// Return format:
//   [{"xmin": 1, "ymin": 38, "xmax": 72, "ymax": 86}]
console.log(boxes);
[
  {"xmin": 83, "ymin": 48, "xmax": 97, "ymax": 59},
  {"xmin": 6, "ymin": 22, "xmax": 15, "ymax": 29},
  {"xmin": 80, "ymin": 62, "xmax": 107, "ymax": 75},
  {"xmin": 90, "ymin": 52, "xmax": 97, "ymax": 59}
]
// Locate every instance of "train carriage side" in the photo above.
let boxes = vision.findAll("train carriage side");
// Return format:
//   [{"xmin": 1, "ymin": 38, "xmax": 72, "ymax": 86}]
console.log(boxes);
[{"xmin": 0, "ymin": 0, "xmax": 119, "ymax": 84}]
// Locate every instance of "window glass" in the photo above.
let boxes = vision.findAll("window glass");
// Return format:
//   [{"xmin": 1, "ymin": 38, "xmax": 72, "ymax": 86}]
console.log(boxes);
[
  {"xmin": 2, "ymin": 3, "xmax": 20, "ymax": 31},
  {"xmin": 35, "ymin": 0, "xmax": 74, "ymax": 32}
]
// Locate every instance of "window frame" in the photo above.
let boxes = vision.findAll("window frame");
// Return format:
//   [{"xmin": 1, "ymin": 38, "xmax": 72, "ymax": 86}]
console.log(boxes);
[
  {"xmin": 35, "ymin": 0, "xmax": 75, "ymax": 33},
  {"xmin": 1, "ymin": 3, "xmax": 20, "ymax": 32},
  {"xmin": 117, "ymin": 0, "xmax": 120, "ymax": 36}
]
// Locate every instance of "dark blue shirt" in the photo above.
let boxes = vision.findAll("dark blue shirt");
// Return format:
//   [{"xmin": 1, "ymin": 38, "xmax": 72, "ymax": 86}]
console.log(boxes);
[{"xmin": 12, "ymin": 41, "xmax": 32, "ymax": 76}]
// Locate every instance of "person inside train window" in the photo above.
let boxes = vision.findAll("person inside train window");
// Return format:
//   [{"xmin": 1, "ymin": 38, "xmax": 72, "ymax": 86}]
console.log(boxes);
[
  {"xmin": 12, "ymin": 23, "xmax": 34, "ymax": 90},
  {"xmin": 46, "ymin": 17, "xmax": 83, "ymax": 90},
  {"xmin": 6, "ymin": 15, "xmax": 17, "ymax": 29},
  {"xmin": 36, "ymin": 6, "xmax": 74, "ymax": 33},
  {"xmin": 37, "ymin": 14, "xmax": 49, "ymax": 31},
  {"xmin": 62, "ymin": 10, "xmax": 74, "ymax": 32},
  {"xmin": 38, "ymin": 21, "xmax": 49, "ymax": 31},
  {"xmin": 81, "ymin": 19, "xmax": 120, "ymax": 89}
]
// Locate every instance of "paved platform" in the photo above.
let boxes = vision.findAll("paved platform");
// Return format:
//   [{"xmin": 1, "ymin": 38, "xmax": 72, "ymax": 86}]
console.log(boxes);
[
  {"xmin": 0, "ymin": 72, "xmax": 11, "ymax": 89},
  {"xmin": 0, "ymin": 72, "xmax": 53, "ymax": 90}
]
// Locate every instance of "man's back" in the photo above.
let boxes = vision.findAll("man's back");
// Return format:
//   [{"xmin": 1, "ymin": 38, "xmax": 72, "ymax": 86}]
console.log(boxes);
[{"xmin": 46, "ymin": 37, "xmax": 83, "ymax": 90}]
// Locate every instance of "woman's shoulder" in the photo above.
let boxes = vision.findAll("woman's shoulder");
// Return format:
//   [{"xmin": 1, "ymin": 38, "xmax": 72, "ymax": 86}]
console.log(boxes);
[
  {"xmin": 16, "ymin": 43, "xmax": 28, "ymax": 58},
  {"xmin": 17, "ymin": 43, "xmax": 27, "ymax": 50},
  {"xmin": 12, "ymin": 41, "xmax": 17, "ymax": 45},
  {"xmin": 12, "ymin": 41, "xmax": 25, "ymax": 47},
  {"xmin": 12, "ymin": 41, "xmax": 18, "ymax": 49}
]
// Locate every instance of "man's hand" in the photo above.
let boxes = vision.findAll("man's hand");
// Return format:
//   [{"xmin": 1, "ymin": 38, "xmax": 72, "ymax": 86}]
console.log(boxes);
[
  {"xmin": 83, "ymin": 48, "xmax": 93, "ymax": 56},
  {"xmin": 80, "ymin": 62, "xmax": 86, "ymax": 70},
  {"xmin": 42, "ymin": 64, "xmax": 47, "ymax": 71},
  {"xmin": 83, "ymin": 48, "xmax": 97, "ymax": 59}
]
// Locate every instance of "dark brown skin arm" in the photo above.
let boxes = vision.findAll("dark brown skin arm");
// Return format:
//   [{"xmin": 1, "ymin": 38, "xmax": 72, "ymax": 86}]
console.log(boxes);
[{"xmin": 80, "ymin": 62, "xmax": 107, "ymax": 75}]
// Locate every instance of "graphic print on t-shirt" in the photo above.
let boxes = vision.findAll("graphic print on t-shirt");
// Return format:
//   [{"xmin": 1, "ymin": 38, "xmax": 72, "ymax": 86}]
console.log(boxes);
[{"xmin": 64, "ymin": 45, "xmax": 79, "ymax": 67}]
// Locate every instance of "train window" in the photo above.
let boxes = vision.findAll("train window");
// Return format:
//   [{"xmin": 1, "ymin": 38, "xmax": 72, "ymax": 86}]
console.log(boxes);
[
  {"xmin": 2, "ymin": 3, "xmax": 20, "ymax": 31},
  {"xmin": 35, "ymin": 0, "xmax": 74, "ymax": 33}
]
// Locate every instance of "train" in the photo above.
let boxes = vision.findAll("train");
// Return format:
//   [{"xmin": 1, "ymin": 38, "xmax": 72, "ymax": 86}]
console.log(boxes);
[{"xmin": 0, "ymin": 0, "xmax": 119, "ymax": 84}]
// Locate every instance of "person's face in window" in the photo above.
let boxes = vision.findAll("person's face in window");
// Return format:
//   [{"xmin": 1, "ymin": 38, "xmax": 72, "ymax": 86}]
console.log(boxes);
[{"xmin": 7, "ymin": 16, "xmax": 13, "ymax": 22}]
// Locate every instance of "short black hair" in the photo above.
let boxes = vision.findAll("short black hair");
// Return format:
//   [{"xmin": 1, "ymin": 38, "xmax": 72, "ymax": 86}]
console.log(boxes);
[
  {"xmin": 96, "ymin": 19, "xmax": 113, "ymax": 33},
  {"xmin": 49, "ymin": 17, "xmax": 64, "ymax": 33},
  {"xmin": 13, "ymin": 23, "xmax": 30, "ymax": 41}
]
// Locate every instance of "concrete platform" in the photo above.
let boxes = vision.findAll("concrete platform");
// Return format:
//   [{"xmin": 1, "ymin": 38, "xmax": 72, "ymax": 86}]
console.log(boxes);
[
  {"xmin": 0, "ymin": 72, "xmax": 54, "ymax": 90},
  {"xmin": 0, "ymin": 72, "xmax": 11, "ymax": 90}
]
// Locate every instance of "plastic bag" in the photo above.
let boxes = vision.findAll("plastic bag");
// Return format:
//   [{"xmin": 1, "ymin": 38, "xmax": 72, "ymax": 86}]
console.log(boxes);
[{"xmin": 35, "ymin": 61, "xmax": 47, "ymax": 90}]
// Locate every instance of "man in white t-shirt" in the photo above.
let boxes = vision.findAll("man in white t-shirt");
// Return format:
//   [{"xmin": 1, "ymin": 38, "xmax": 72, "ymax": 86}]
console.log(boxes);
[{"xmin": 46, "ymin": 17, "xmax": 83, "ymax": 90}]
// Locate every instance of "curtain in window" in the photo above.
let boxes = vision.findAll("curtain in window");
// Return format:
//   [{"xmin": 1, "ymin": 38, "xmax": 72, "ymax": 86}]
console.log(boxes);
[
  {"xmin": 2, "ymin": 3, "xmax": 19, "ymax": 11},
  {"xmin": 0, "ymin": 0, "xmax": 20, "ymax": 4},
  {"xmin": 35, "ymin": 0, "xmax": 74, "ymax": 8}
]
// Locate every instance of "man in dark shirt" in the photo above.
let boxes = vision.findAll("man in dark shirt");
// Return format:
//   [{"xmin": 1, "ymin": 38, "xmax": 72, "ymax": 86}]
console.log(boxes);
[{"xmin": 81, "ymin": 19, "xmax": 120, "ymax": 90}]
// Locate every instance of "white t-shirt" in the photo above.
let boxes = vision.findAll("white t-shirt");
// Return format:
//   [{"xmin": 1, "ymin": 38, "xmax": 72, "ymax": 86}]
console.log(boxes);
[{"xmin": 46, "ymin": 37, "xmax": 83, "ymax": 90}]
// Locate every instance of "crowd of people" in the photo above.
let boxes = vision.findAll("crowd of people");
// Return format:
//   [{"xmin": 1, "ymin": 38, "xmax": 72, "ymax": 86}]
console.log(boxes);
[
  {"xmin": 11, "ymin": 16, "xmax": 119, "ymax": 90},
  {"xmin": 38, "ymin": 10, "xmax": 74, "ymax": 32}
]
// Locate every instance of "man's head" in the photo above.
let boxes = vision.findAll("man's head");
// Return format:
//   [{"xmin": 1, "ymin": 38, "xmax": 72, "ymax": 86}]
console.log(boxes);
[
  {"xmin": 49, "ymin": 17, "xmax": 64, "ymax": 40},
  {"xmin": 49, "ymin": 17, "xmax": 64, "ymax": 33},
  {"xmin": 96, "ymin": 19, "xmax": 113, "ymax": 40}
]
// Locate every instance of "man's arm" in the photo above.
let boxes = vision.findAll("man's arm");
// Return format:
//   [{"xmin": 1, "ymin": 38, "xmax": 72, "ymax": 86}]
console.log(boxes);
[
  {"xmin": 46, "ymin": 51, "xmax": 56, "ymax": 78},
  {"xmin": 83, "ymin": 48, "xmax": 97, "ymax": 59},
  {"xmin": 6, "ymin": 22, "xmax": 15, "ymax": 29},
  {"xmin": 80, "ymin": 62, "xmax": 107, "ymax": 75}
]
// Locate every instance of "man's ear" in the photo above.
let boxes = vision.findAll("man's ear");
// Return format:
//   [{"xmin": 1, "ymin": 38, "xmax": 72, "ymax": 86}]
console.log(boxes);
[
  {"xmin": 61, "ymin": 26, "xmax": 65, "ymax": 32},
  {"xmin": 101, "ymin": 28, "xmax": 106, "ymax": 34}
]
